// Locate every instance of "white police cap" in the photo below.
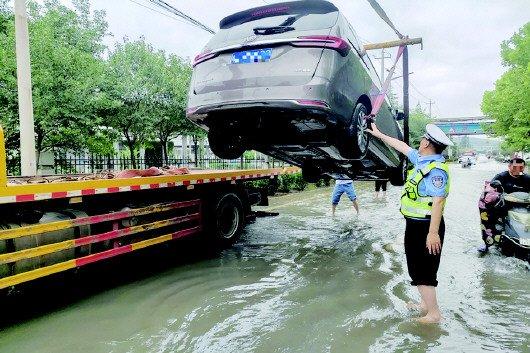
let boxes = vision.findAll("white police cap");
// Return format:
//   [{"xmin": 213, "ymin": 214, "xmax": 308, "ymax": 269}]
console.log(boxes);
[{"xmin": 424, "ymin": 124, "xmax": 454, "ymax": 146}]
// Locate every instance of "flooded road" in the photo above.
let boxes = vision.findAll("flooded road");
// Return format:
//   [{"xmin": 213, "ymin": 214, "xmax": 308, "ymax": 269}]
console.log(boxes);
[{"xmin": 0, "ymin": 162, "xmax": 529, "ymax": 352}]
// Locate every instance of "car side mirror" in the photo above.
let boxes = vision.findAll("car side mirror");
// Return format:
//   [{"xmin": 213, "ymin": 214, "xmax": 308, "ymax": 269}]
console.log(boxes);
[{"xmin": 395, "ymin": 111, "xmax": 405, "ymax": 121}]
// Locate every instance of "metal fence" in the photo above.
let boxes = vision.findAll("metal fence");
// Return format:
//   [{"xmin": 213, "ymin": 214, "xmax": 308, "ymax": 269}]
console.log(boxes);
[{"xmin": 53, "ymin": 154, "xmax": 289, "ymax": 174}]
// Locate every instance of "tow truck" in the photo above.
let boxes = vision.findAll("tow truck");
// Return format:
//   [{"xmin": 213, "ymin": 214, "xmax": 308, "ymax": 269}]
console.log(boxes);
[{"xmin": 0, "ymin": 128, "xmax": 298, "ymax": 290}]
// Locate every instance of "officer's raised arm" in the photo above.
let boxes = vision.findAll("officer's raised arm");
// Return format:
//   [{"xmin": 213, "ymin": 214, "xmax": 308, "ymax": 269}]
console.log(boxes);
[{"xmin": 367, "ymin": 122, "xmax": 412, "ymax": 156}]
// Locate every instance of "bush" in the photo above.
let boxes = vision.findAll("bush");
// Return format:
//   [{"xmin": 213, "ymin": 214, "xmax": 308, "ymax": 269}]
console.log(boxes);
[
  {"xmin": 315, "ymin": 177, "xmax": 331, "ymax": 187},
  {"xmin": 277, "ymin": 172, "xmax": 307, "ymax": 192}
]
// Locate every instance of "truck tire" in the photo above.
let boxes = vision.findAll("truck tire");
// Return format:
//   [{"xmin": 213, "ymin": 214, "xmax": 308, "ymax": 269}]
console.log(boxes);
[
  {"xmin": 210, "ymin": 193, "xmax": 245, "ymax": 247},
  {"xmin": 339, "ymin": 102, "xmax": 370, "ymax": 159}
]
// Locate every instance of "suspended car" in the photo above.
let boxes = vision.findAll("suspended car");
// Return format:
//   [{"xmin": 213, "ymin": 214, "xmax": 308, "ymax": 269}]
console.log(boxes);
[{"xmin": 187, "ymin": 0, "xmax": 405, "ymax": 184}]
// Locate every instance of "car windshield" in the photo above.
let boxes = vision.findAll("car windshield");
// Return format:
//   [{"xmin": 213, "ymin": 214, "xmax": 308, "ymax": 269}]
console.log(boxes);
[
  {"xmin": 206, "ymin": 12, "xmax": 338, "ymax": 50},
  {"xmin": 205, "ymin": 2, "xmax": 338, "ymax": 51}
]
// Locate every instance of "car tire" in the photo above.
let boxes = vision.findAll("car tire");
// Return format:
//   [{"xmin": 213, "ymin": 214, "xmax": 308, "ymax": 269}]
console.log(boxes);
[
  {"xmin": 389, "ymin": 157, "xmax": 407, "ymax": 186},
  {"xmin": 339, "ymin": 102, "xmax": 370, "ymax": 159},
  {"xmin": 208, "ymin": 130, "xmax": 245, "ymax": 160},
  {"xmin": 302, "ymin": 161, "xmax": 321, "ymax": 183}
]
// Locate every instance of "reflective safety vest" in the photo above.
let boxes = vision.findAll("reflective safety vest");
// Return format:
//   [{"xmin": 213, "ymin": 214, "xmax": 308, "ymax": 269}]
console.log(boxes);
[{"xmin": 400, "ymin": 161, "xmax": 450, "ymax": 219}]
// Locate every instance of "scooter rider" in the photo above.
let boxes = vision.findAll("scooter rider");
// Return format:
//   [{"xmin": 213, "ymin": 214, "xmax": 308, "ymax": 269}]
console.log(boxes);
[
  {"xmin": 368, "ymin": 123, "xmax": 453, "ymax": 324},
  {"xmin": 491, "ymin": 156, "xmax": 529, "ymax": 194},
  {"xmin": 478, "ymin": 155, "xmax": 529, "ymax": 250}
]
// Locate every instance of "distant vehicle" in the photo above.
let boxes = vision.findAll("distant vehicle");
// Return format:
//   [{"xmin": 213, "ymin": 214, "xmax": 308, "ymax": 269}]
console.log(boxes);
[
  {"xmin": 458, "ymin": 151, "xmax": 477, "ymax": 165},
  {"xmin": 186, "ymin": 0, "xmax": 406, "ymax": 185},
  {"xmin": 460, "ymin": 157, "xmax": 472, "ymax": 168}
]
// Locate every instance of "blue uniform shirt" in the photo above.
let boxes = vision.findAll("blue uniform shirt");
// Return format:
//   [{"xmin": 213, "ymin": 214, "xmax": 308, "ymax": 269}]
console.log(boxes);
[{"xmin": 407, "ymin": 149, "xmax": 449, "ymax": 198}]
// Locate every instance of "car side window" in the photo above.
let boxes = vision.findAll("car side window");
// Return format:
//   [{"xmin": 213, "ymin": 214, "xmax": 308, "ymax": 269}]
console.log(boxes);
[{"xmin": 342, "ymin": 18, "xmax": 382, "ymax": 88}]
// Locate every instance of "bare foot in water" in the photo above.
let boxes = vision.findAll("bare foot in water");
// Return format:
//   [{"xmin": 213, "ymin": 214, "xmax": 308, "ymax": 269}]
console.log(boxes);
[
  {"xmin": 406, "ymin": 301, "xmax": 427, "ymax": 313},
  {"xmin": 414, "ymin": 313, "xmax": 442, "ymax": 324}
]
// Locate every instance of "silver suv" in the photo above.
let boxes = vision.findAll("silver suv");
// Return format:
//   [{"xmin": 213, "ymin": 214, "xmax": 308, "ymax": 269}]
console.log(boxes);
[{"xmin": 187, "ymin": 0, "xmax": 405, "ymax": 184}]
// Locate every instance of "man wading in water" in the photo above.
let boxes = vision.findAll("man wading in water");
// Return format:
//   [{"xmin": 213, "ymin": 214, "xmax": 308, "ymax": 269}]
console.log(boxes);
[{"xmin": 368, "ymin": 122, "xmax": 453, "ymax": 323}]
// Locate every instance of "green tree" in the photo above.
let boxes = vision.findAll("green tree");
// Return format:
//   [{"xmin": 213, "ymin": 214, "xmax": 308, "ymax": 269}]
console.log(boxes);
[
  {"xmin": 482, "ymin": 22, "xmax": 530, "ymax": 152},
  {"xmin": 150, "ymin": 55, "xmax": 196, "ymax": 164},
  {"xmin": 103, "ymin": 38, "xmax": 172, "ymax": 168},
  {"xmin": 409, "ymin": 103, "xmax": 432, "ymax": 148},
  {"xmin": 0, "ymin": 0, "xmax": 108, "ymax": 170}
]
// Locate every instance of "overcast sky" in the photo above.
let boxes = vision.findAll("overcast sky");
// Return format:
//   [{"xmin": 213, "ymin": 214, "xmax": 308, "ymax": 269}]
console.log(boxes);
[{"xmin": 88, "ymin": 0, "xmax": 529, "ymax": 118}]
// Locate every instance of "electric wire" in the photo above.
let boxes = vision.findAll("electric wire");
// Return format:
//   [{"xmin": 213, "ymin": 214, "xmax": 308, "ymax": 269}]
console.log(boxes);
[
  {"xmin": 148, "ymin": 0, "xmax": 215, "ymax": 34},
  {"xmin": 127, "ymin": 0, "xmax": 189, "ymax": 26}
]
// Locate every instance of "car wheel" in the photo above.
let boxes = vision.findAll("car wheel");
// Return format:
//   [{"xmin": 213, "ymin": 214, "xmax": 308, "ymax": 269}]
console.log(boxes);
[
  {"xmin": 208, "ymin": 130, "xmax": 245, "ymax": 160},
  {"xmin": 340, "ymin": 102, "xmax": 370, "ymax": 159},
  {"xmin": 389, "ymin": 157, "xmax": 407, "ymax": 186},
  {"xmin": 302, "ymin": 161, "xmax": 321, "ymax": 183}
]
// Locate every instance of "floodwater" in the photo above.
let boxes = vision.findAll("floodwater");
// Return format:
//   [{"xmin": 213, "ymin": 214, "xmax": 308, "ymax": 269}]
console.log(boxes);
[{"xmin": 0, "ymin": 162, "xmax": 529, "ymax": 353}]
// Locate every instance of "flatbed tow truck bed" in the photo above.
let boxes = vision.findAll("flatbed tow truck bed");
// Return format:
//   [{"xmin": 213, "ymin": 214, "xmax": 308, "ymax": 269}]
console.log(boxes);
[{"xmin": 0, "ymin": 131, "xmax": 299, "ymax": 290}]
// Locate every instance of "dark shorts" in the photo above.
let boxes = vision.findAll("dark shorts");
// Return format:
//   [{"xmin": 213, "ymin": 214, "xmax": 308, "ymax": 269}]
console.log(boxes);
[
  {"xmin": 404, "ymin": 217, "xmax": 445, "ymax": 287},
  {"xmin": 375, "ymin": 180, "xmax": 387, "ymax": 192}
]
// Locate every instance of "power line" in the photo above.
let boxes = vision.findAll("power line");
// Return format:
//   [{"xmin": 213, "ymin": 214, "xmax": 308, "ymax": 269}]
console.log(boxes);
[
  {"xmin": 409, "ymin": 81, "xmax": 431, "ymax": 100},
  {"xmin": 148, "ymin": 0, "xmax": 215, "ymax": 34},
  {"xmin": 128, "ymin": 0, "xmax": 188, "ymax": 26}
]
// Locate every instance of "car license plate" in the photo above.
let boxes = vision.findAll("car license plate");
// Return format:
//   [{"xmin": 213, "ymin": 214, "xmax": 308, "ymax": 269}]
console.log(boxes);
[{"xmin": 231, "ymin": 48, "xmax": 272, "ymax": 64}]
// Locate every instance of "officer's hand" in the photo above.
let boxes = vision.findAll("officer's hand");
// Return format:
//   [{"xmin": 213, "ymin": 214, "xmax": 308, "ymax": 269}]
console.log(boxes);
[
  {"xmin": 366, "ymin": 120, "xmax": 382, "ymax": 138},
  {"xmin": 426, "ymin": 232, "xmax": 441, "ymax": 255}
]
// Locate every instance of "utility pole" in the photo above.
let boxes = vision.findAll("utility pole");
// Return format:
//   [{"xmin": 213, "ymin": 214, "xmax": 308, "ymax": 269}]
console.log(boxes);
[
  {"xmin": 373, "ymin": 48, "xmax": 391, "ymax": 85},
  {"xmin": 403, "ymin": 46, "xmax": 410, "ymax": 145},
  {"xmin": 14, "ymin": 0, "xmax": 37, "ymax": 176},
  {"xmin": 426, "ymin": 99, "xmax": 435, "ymax": 119}
]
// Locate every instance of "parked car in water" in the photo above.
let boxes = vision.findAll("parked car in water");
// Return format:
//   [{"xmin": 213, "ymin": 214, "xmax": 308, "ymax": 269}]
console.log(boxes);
[{"xmin": 186, "ymin": 0, "xmax": 405, "ymax": 184}]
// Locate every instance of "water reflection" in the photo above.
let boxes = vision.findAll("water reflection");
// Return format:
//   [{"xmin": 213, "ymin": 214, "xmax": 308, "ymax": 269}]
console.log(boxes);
[{"xmin": 0, "ymin": 161, "xmax": 528, "ymax": 353}]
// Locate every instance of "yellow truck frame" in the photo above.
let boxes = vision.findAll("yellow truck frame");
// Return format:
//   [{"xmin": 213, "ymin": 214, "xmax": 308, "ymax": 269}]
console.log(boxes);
[{"xmin": 0, "ymin": 128, "xmax": 299, "ymax": 290}]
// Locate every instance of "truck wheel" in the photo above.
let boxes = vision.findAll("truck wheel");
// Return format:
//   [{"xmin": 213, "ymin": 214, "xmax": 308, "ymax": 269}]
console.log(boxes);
[
  {"xmin": 208, "ymin": 130, "xmax": 245, "ymax": 160},
  {"xmin": 339, "ymin": 102, "xmax": 370, "ymax": 159},
  {"xmin": 389, "ymin": 158, "xmax": 407, "ymax": 186},
  {"xmin": 211, "ymin": 193, "xmax": 244, "ymax": 247}
]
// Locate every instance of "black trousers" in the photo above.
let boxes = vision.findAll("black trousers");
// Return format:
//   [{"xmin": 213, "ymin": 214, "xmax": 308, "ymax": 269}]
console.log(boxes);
[
  {"xmin": 375, "ymin": 180, "xmax": 387, "ymax": 192},
  {"xmin": 404, "ymin": 217, "xmax": 445, "ymax": 287}
]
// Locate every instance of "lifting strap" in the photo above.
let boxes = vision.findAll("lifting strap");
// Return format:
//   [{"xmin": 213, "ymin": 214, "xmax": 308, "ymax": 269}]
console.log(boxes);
[{"xmin": 370, "ymin": 45, "xmax": 405, "ymax": 117}]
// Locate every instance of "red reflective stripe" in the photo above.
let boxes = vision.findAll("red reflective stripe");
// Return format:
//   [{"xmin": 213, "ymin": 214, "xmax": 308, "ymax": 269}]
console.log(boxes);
[
  {"xmin": 76, "ymin": 245, "xmax": 132, "ymax": 267},
  {"xmin": 209, "ymin": 178, "xmax": 216, "ymax": 183},
  {"xmin": 82, "ymin": 189, "xmax": 95, "ymax": 195},
  {"xmin": 52, "ymin": 191, "xmax": 68, "ymax": 198},
  {"xmin": 196, "ymin": 179, "xmax": 204, "ymax": 184},
  {"xmin": 16, "ymin": 194, "xmax": 34, "ymax": 202},
  {"xmin": 75, "ymin": 227, "xmax": 132, "ymax": 247},
  {"xmin": 221, "ymin": 177, "xmax": 227, "ymax": 182},
  {"xmin": 150, "ymin": 184, "xmax": 159, "ymax": 189},
  {"xmin": 168, "ymin": 182, "xmax": 175, "ymax": 187},
  {"xmin": 172, "ymin": 226, "xmax": 201, "ymax": 240},
  {"xmin": 183, "ymin": 180, "xmax": 190, "ymax": 186},
  {"xmin": 130, "ymin": 185, "xmax": 141, "ymax": 191},
  {"xmin": 107, "ymin": 187, "xmax": 119, "ymax": 193}
]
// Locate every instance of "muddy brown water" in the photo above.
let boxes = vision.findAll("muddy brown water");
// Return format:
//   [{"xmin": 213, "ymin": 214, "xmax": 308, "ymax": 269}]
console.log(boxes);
[{"xmin": 0, "ymin": 162, "xmax": 528, "ymax": 352}]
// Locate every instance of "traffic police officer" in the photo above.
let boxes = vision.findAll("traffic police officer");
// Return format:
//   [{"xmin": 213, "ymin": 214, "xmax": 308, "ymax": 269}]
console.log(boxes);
[{"xmin": 368, "ymin": 123, "xmax": 453, "ymax": 324}]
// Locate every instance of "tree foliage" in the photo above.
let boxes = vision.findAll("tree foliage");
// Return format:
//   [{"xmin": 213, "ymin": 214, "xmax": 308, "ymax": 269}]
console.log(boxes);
[
  {"xmin": 482, "ymin": 22, "xmax": 530, "ymax": 152},
  {"xmin": 0, "ymin": 1, "xmax": 196, "ymax": 173},
  {"xmin": 409, "ymin": 104, "xmax": 432, "ymax": 148},
  {"xmin": 1, "ymin": 0, "xmax": 108, "ymax": 166}
]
